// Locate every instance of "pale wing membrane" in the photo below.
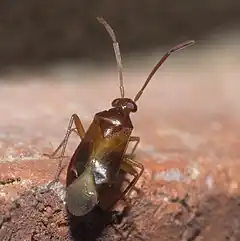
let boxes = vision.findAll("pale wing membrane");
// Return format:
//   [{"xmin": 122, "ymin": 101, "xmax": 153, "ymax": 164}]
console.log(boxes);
[{"xmin": 65, "ymin": 166, "xmax": 98, "ymax": 216}]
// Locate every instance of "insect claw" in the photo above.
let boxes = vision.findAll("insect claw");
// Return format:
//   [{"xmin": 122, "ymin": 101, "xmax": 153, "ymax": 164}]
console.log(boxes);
[
  {"xmin": 42, "ymin": 153, "xmax": 52, "ymax": 158},
  {"xmin": 46, "ymin": 179, "xmax": 58, "ymax": 190}
]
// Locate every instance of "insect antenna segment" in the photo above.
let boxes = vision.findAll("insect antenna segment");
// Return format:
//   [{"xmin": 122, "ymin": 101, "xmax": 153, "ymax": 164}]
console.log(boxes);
[
  {"xmin": 97, "ymin": 17, "xmax": 195, "ymax": 105},
  {"xmin": 134, "ymin": 40, "xmax": 195, "ymax": 102},
  {"xmin": 97, "ymin": 17, "xmax": 125, "ymax": 98}
]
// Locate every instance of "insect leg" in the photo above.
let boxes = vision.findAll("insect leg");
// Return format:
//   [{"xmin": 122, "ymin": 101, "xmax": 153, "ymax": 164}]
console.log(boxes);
[
  {"xmin": 119, "ymin": 156, "xmax": 144, "ymax": 197},
  {"xmin": 43, "ymin": 128, "xmax": 78, "ymax": 159},
  {"xmin": 128, "ymin": 136, "xmax": 140, "ymax": 157},
  {"xmin": 46, "ymin": 114, "xmax": 85, "ymax": 188},
  {"xmin": 105, "ymin": 156, "xmax": 144, "ymax": 210},
  {"xmin": 44, "ymin": 114, "xmax": 85, "ymax": 158}
]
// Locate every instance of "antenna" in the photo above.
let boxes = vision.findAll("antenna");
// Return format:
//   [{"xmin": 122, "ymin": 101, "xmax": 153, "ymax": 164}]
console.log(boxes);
[
  {"xmin": 97, "ymin": 17, "xmax": 124, "ymax": 98},
  {"xmin": 134, "ymin": 40, "xmax": 195, "ymax": 102}
]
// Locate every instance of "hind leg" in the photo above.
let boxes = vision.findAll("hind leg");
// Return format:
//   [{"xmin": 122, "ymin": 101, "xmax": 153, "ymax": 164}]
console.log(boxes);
[{"xmin": 105, "ymin": 156, "xmax": 144, "ymax": 211}]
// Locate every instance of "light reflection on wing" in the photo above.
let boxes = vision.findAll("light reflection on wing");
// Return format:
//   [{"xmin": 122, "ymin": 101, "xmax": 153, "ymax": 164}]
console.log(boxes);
[{"xmin": 65, "ymin": 166, "xmax": 98, "ymax": 216}]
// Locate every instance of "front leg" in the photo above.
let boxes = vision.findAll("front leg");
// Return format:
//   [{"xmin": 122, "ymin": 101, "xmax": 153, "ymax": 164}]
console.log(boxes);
[
  {"xmin": 43, "ymin": 128, "xmax": 79, "ymax": 160},
  {"xmin": 127, "ymin": 136, "xmax": 140, "ymax": 157},
  {"xmin": 45, "ymin": 114, "xmax": 86, "ymax": 188}
]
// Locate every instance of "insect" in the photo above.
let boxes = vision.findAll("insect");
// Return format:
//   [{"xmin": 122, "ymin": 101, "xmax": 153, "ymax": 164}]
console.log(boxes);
[{"xmin": 44, "ymin": 17, "xmax": 195, "ymax": 216}]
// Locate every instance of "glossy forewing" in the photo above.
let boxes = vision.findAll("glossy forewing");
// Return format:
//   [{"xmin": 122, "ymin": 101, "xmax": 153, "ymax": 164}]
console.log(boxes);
[{"xmin": 65, "ymin": 165, "xmax": 98, "ymax": 216}]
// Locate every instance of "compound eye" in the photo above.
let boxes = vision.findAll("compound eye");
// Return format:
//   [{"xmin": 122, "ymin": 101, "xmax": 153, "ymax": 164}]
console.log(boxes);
[
  {"xmin": 126, "ymin": 101, "xmax": 137, "ymax": 112},
  {"xmin": 112, "ymin": 98, "xmax": 121, "ymax": 107}
]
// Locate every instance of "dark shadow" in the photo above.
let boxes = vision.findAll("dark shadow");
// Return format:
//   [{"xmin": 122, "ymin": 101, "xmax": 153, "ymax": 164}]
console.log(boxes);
[
  {"xmin": 67, "ymin": 170, "xmax": 132, "ymax": 241},
  {"xmin": 67, "ymin": 206, "xmax": 117, "ymax": 241}
]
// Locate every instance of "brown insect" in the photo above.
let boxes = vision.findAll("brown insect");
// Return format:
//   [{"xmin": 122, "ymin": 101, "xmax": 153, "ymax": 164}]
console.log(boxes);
[{"xmin": 44, "ymin": 17, "xmax": 195, "ymax": 216}]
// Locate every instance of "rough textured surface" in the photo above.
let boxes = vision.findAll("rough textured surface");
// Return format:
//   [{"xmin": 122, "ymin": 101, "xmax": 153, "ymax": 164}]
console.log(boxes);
[
  {"xmin": 0, "ymin": 189, "xmax": 69, "ymax": 241},
  {"xmin": 1, "ymin": 177, "xmax": 240, "ymax": 241}
]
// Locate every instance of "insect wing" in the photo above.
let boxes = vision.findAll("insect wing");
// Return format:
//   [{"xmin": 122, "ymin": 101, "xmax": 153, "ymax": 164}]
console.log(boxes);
[{"xmin": 65, "ymin": 166, "xmax": 98, "ymax": 216}]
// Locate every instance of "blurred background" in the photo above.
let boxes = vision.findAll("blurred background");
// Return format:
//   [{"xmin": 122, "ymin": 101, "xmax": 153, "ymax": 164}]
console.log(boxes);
[
  {"xmin": 0, "ymin": 0, "xmax": 240, "ymax": 164},
  {"xmin": 0, "ymin": 0, "xmax": 240, "ymax": 68}
]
